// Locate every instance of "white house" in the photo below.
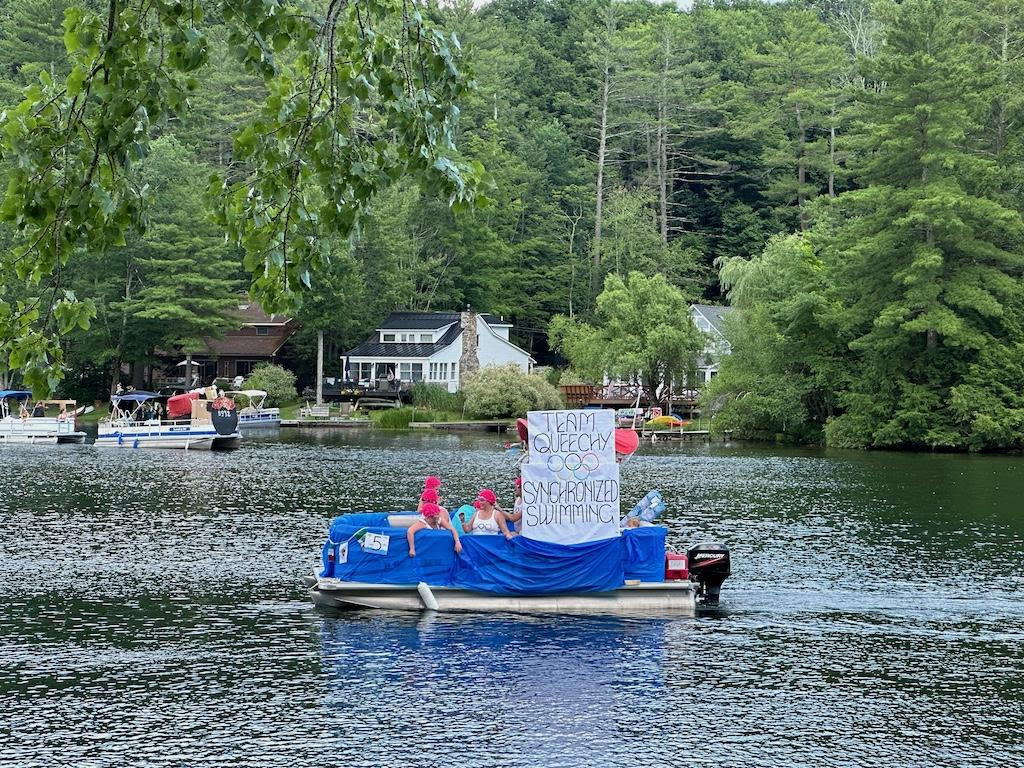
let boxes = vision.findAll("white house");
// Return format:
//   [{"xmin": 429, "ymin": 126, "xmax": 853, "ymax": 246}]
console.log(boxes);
[
  {"xmin": 690, "ymin": 304, "xmax": 733, "ymax": 385},
  {"xmin": 345, "ymin": 310, "xmax": 534, "ymax": 393}
]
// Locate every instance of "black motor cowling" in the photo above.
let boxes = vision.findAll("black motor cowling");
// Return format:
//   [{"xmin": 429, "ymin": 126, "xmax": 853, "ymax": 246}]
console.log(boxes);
[
  {"xmin": 208, "ymin": 398, "xmax": 239, "ymax": 435},
  {"xmin": 687, "ymin": 542, "xmax": 731, "ymax": 607}
]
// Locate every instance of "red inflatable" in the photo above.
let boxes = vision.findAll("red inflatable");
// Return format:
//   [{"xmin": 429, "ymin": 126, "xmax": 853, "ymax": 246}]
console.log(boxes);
[
  {"xmin": 167, "ymin": 391, "xmax": 200, "ymax": 419},
  {"xmin": 614, "ymin": 428, "xmax": 640, "ymax": 457}
]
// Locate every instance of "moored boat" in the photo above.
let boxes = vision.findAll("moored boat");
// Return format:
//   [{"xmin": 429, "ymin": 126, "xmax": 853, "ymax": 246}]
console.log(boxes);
[
  {"xmin": 225, "ymin": 389, "xmax": 280, "ymax": 428},
  {"xmin": 95, "ymin": 389, "xmax": 242, "ymax": 450},
  {"xmin": 0, "ymin": 391, "xmax": 87, "ymax": 444}
]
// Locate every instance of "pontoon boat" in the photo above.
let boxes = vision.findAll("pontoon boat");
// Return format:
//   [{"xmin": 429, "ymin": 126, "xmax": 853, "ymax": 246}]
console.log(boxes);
[
  {"xmin": 0, "ymin": 392, "xmax": 88, "ymax": 444},
  {"xmin": 96, "ymin": 389, "xmax": 242, "ymax": 450},
  {"xmin": 225, "ymin": 389, "xmax": 280, "ymax": 428}
]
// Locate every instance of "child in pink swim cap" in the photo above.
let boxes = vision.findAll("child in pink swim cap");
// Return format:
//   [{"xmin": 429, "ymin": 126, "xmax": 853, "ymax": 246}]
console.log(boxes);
[
  {"xmin": 417, "ymin": 486, "xmax": 448, "ymax": 518},
  {"xmin": 407, "ymin": 501, "xmax": 461, "ymax": 558}
]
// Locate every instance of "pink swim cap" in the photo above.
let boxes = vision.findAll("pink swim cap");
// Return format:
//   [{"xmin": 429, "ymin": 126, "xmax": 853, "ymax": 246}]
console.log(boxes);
[
  {"xmin": 421, "ymin": 502, "xmax": 441, "ymax": 518},
  {"xmin": 420, "ymin": 488, "xmax": 439, "ymax": 503},
  {"xmin": 514, "ymin": 477, "xmax": 522, "ymax": 487},
  {"xmin": 424, "ymin": 476, "xmax": 441, "ymax": 490},
  {"xmin": 477, "ymin": 488, "xmax": 497, "ymax": 505}
]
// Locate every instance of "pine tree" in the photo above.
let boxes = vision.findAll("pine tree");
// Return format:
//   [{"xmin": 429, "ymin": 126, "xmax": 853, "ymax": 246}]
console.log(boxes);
[
  {"xmin": 824, "ymin": 0, "xmax": 1024, "ymax": 449},
  {"xmin": 0, "ymin": 0, "xmax": 71, "ymax": 108},
  {"xmin": 745, "ymin": 8, "xmax": 845, "ymax": 231},
  {"xmin": 120, "ymin": 136, "xmax": 241, "ymax": 369}
]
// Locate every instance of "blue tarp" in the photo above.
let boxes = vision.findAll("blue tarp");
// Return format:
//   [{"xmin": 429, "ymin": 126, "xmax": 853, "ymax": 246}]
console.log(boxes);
[{"xmin": 320, "ymin": 512, "xmax": 667, "ymax": 595}]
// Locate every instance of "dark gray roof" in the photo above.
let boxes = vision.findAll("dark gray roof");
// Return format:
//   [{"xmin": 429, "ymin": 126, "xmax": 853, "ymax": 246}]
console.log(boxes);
[
  {"xmin": 347, "ymin": 323, "xmax": 462, "ymax": 358},
  {"xmin": 378, "ymin": 312, "xmax": 460, "ymax": 330},
  {"xmin": 691, "ymin": 304, "xmax": 733, "ymax": 338},
  {"xmin": 376, "ymin": 311, "xmax": 508, "ymax": 330}
]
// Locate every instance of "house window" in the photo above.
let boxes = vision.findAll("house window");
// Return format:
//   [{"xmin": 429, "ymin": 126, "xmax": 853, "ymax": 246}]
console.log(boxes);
[
  {"xmin": 236, "ymin": 360, "xmax": 256, "ymax": 377},
  {"xmin": 451, "ymin": 362, "xmax": 457, "ymax": 381},
  {"xmin": 382, "ymin": 333, "xmax": 396, "ymax": 342},
  {"xmin": 399, "ymin": 362, "xmax": 423, "ymax": 382},
  {"xmin": 428, "ymin": 362, "xmax": 449, "ymax": 381},
  {"xmin": 353, "ymin": 362, "xmax": 373, "ymax": 382},
  {"xmin": 420, "ymin": 333, "xmax": 433, "ymax": 343},
  {"xmin": 429, "ymin": 362, "xmax": 438, "ymax": 380},
  {"xmin": 256, "ymin": 326, "xmax": 269, "ymax": 336}
]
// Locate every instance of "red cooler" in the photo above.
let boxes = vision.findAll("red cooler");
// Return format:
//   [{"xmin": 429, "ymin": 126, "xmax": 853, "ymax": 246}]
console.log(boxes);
[{"xmin": 665, "ymin": 552, "xmax": 689, "ymax": 581}]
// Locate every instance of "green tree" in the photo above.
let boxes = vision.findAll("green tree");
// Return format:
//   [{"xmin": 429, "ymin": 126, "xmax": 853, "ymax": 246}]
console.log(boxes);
[
  {"xmin": 120, "ymin": 136, "xmax": 241, "ymax": 387},
  {"xmin": 550, "ymin": 271, "xmax": 703, "ymax": 405},
  {"xmin": 823, "ymin": 0, "xmax": 1024, "ymax": 449},
  {"xmin": 243, "ymin": 362, "xmax": 297, "ymax": 408},
  {"xmin": 704, "ymin": 234, "xmax": 842, "ymax": 442},
  {"xmin": 0, "ymin": 0, "xmax": 484, "ymax": 394},
  {"xmin": 461, "ymin": 363, "xmax": 563, "ymax": 419},
  {"xmin": 744, "ymin": 8, "xmax": 844, "ymax": 230}
]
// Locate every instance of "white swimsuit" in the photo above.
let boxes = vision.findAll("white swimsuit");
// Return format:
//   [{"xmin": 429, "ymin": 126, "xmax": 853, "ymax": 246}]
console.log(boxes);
[{"xmin": 471, "ymin": 511, "xmax": 500, "ymax": 534}]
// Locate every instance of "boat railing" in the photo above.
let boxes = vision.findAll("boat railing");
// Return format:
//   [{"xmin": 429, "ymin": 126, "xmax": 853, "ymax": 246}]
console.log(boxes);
[
  {"xmin": 100, "ymin": 417, "xmax": 198, "ymax": 428},
  {"xmin": 0, "ymin": 416, "xmax": 79, "ymax": 433}
]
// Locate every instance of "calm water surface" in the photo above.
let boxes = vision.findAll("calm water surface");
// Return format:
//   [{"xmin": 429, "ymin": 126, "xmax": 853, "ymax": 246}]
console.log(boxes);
[{"xmin": 1, "ymin": 430, "xmax": 1022, "ymax": 767}]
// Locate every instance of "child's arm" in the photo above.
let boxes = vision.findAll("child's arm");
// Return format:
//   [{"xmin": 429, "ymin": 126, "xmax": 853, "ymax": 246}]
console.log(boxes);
[
  {"xmin": 407, "ymin": 520, "xmax": 425, "ymax": 557},
  {"xmin": 440, "ymin": 514, "xmax": 463, "ymax": 553}
]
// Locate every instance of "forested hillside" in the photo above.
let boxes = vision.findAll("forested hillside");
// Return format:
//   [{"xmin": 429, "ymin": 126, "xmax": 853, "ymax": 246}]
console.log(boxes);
[{"xmin": 1, "ymin": 0, "xmax": 1022, "ymax": 450}]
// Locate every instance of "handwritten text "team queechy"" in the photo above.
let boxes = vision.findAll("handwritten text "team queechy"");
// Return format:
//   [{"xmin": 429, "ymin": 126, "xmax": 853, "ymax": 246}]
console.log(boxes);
[{"xmin": 530, "ymin": 412, "xmax": 612, "ymax": 454}]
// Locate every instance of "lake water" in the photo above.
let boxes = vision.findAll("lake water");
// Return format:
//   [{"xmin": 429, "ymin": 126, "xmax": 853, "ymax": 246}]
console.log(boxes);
[{"xmin": 1, "ymin": 430, "xmax": 1022, "ymax": 767}]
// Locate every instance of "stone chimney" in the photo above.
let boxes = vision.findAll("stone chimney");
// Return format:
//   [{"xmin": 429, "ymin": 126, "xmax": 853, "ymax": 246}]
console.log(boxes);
[{"xmin": 459, "ymin": 306, "xmax": 479, "ymax": 377}]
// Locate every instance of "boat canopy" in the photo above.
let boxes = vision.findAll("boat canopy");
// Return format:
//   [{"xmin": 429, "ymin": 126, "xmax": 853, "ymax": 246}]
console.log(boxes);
[
  {"xmin": 226, "ymin": 389, "xmax": 267, "ymax": 398},
  {"xmin": 111, "ymin": 391, "xmax": 159, "ymax": 403},
  {"xmin": 0, "ymin": 390, "xmax": 32, "ymax": 399}
]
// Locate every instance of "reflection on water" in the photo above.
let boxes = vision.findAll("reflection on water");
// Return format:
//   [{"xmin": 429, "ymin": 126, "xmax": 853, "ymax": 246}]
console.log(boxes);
[{"xmin": 1, "ymin": 431, "xmax": 1023, "ymax": 766}]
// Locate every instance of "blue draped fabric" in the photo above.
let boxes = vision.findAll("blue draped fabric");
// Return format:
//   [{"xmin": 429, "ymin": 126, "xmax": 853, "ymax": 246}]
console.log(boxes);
[
  {"xmin": 455, "ymin": 535, "xmax": 624, "ymax": 594},
  {"xmin": 320, "ymin": 513, "xmax": 667, "ymax": 594},
  {"xmin": 622, "ymin": 526, "xmax": 667, "ymax": 581}
]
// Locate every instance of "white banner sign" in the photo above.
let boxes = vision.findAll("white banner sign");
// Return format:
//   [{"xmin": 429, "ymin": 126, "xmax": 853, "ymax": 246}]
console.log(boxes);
[
  {"xmin": 520, "ymin": 459, "xmax": 620, "ymax": 545},
  {"xmin": 526, "ymin": 409, "xmax": 616, "ymax": 467}
]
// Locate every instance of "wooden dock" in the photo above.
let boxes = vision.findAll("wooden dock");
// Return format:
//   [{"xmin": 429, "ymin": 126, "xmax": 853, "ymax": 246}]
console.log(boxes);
[
  {"xmin": 280, "ymin": 419, "xmax": 373, "ymax": 428},
  {"xmin": 640, "ymin": 429, "xmax": 732, "ymax": 442},
  {"xmin": 409, "ymin": 420, "xmax": 513, "ymax": 432}
]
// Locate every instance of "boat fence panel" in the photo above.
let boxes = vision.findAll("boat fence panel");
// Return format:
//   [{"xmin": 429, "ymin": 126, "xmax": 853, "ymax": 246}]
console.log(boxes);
[{"xmin": 321, "ymin": 513, "xmax": 667, "ymax": 594}]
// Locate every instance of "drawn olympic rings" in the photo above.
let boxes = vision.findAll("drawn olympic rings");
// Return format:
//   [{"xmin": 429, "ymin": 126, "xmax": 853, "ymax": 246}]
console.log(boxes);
[{"xmin": 546, "ymin": 452, "xmax": 601, "ymax": 480}]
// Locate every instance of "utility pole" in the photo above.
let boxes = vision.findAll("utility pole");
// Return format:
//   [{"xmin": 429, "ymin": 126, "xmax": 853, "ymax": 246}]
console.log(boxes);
[{"xmin": 316, "ymin": 330, "xmax": 325, "ymax": 406}]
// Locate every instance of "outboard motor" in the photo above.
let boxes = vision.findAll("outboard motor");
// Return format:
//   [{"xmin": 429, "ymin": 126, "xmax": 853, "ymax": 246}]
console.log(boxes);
[{"xmin": 687, "ymin": 542, "xmax": 731, "ymax": 607}]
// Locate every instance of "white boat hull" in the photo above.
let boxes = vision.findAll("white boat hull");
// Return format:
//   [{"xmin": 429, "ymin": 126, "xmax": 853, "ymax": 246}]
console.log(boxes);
[
  {"xmin": 238, "ymin": 411, "xmax": 281, "ymax": 428},
  {"xmin": 95, "ymin": 424, "xmax": 241, "ymax": 450},
  {"xmin": 308, "ymin": 576, "xmax": 696, "ymax": 614},
  {"xmin": 0, "ymin": 418, "xmax": 86, "ymax": 444}
]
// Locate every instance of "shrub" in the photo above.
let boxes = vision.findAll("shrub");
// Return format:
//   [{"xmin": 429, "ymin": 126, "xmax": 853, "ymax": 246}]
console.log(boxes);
[
  {"xmin": 372, "ymin": 407, "xmax": 414, "ymax": 429},
  {"xmin": 410, "ymin": 381, "xmax": 465, "ymax": 413},
  {"xmin": 557, "ymin": 369, "xmax": 587, "ymax": 386},
  {"xmin": 462, "ymin": 364, "xmax": 564, "ymax": 419},
  {"xmin": 243, "ymin": 363, "xmax": 298, "ymax": 407}
]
